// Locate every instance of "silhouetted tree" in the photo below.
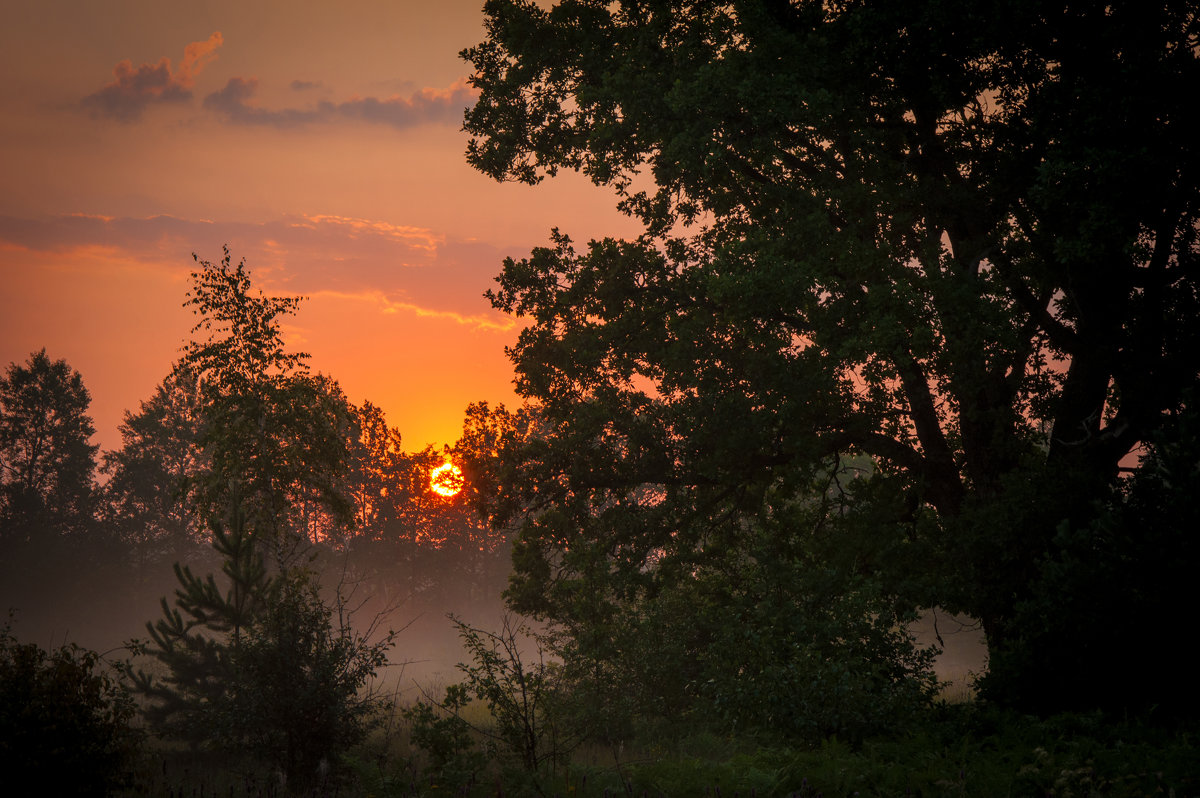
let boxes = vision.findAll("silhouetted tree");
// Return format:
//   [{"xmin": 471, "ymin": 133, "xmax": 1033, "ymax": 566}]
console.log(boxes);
[
  {"xmin": 101, "ymin": 366, "xmax": 208, "ymax": 572},
  {"xmin": 339, "ymin": 401, "xmax": 511, "ymax": 610},
  {"xmin": 1, "ymin": 617, "xmax": 141, "ymax": 796},
  {"xmin": 0, "ymin": 350, "xmax": 98, "ymax": 543},
  {"xmin": 128, "ymin": 502, "xmax": 394, "ymax": 792},
  {"xmin": 180, "ymin": 247, "xmax": 355, "ymax": 552},
  {"xmin": 345, "ymin": 401, "xmax": 405, "ymax": 535},
  {"xmin": 463, "ymin": 0, "xmax": 1200, "ymax": 713}
]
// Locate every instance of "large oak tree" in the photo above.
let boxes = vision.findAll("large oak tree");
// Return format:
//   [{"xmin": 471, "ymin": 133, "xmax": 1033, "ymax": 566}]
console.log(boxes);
[{"xmin": 462, "ymin": 0, "xmax": 1200, "ymax": 711}]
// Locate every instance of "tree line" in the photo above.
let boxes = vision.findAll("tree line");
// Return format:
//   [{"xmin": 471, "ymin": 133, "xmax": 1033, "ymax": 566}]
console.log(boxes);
[
  {"xmin": 0, "ymin": 250, "xmax": 510, "ymax": 629},
  {"xmin": 1, "ymin": 249, "xmax": 519, "ymax": 793}
]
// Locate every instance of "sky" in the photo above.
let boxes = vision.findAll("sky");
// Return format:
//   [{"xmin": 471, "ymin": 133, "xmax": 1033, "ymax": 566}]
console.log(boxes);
[{"xmin": 0, "ymin": 0, "xmax": 639, "ymax": 454}]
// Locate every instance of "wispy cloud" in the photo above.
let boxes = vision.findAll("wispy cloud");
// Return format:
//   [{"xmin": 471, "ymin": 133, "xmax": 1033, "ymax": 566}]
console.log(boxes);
[
  {"xmin": 335, "ymin": 79, "xmax": 477, "ymax": 127},
  {"xmin": 297, "ymin": 214, "xmax": 444, "ymax": 253},
  {"xmin": 307, "ymin": 289, "xmax": 515, "ymax": 332},
  {"xmin": 0, "ymin": 212, "xmax": 510, "ymax": 329},
  {"xmin": 79, "ymin": 33, "xmax": 473, "ymax": 130},
  {"xmin": 81, "ymin": 32, "xmax": 223, "ymax": 121},
  {"xmin": 203, "ymin": 76, "xmax": 477, "ymax": 129}
]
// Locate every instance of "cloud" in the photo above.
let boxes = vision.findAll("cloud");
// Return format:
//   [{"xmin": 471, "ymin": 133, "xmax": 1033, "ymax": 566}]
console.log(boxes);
[
  {"xmin": 203, "ymin": 77, "xmax": 321, "ymax": 126},
  {"xmin": 297, "ymin": 214, "xmax": 443, "ymax": 254},
  {"xmin": 82, "ymin": 32, "xmax": 223, "ymax": 121},
  {"xmin": 305, "ymin": 290, "xmax": 514, "ymax": 332},
  {"xmin": 178, "ymin": 32, "xmax": 224, "ymax": 85},
  {"xmin": 290, "ymin": 79, "xmax": 323, "ymax": 91},
  {"xmin": 0, "ymin": 212, "xmax": 512, "ymax": 329},
  {"xmin": 203, "ymin": 76, "xmax": 477, "ymax": 129},
  {"xmin": 335, "ymin": 78, "xmax": 477, "ymax": 128}
]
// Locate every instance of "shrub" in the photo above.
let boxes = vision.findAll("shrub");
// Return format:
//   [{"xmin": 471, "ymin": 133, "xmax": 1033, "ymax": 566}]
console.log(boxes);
[
  {"xmin": 403, "ymin": 682, "xmax": 487, "ymax": 790},
  {"xmin": 405, "ymin": 614, "xmax": 577, "ymax": 792},
  {"xmin": 0, "ymin": 618, "xmax": 141, "ymax": 796}
]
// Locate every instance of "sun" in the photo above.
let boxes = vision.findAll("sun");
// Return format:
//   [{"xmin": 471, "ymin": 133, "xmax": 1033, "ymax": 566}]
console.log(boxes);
[{"xmin": 430, "ymin": 460, "xmax": 464, "ymax": 498}]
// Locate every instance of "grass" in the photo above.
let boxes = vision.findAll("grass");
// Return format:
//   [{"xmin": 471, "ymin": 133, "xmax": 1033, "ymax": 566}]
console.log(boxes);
[
  {"xmin": 540, "ymin": 710, "xmax": 1198, "ymax": 798},
  {"xmin": 110, "ymin": 698, "xmax": 1198, "ymax": 797}
]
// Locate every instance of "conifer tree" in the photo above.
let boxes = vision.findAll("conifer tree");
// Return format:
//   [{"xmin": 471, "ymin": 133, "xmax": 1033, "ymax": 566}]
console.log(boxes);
[
  {"xmin": 129, "ymin": 500, "xmax": 395, "ymax": 790},
  {"xmin": 128, "ymin": 503, "xmax": 268, "ymax": 745}
]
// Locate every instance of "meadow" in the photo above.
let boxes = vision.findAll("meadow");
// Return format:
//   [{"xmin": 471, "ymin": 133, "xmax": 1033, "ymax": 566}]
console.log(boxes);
[{"xmin": 120, "ymin": 697, "xmax": 1199, "ymax": 797}]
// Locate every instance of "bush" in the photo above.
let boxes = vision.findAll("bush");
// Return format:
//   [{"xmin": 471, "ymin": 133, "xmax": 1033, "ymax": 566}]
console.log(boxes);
[
  {"xmin": 405, "ymin": 614, "xmax": 577, "ymax": 793},
  {"xmin": 546, "ymin": 491, "xmax": 941, "ymax": 747},
  {"xmin": 229, "ymin": 569, "xmax": 394, "ymax": 789},
  {"xmin": 403, "ymin": 682, "xmax": 487, "ymax": 790},
  {"xmin": 0, "ymin": 618, "xmax": 141, "ymax": 796}
]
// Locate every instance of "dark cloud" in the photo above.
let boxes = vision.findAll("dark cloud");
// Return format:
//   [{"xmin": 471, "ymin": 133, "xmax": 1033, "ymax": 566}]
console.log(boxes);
[
  {"xmin": 203, "ymin": 77, "xmax": 321, "ymax": 127},
  {"xmin": 203, "ymin": 76, "xmax": 477, "ymax": 129},
  {"xmin": 335, "ymin": 79, "xmax": 476, "ymax": 127},
  {"xmin": 81, "ymin": 33, "xmax": 223, "ymax": 122},
  {"xmin": 81, "ymin": 58, "xmax": 191, "ymax": 121},
  {"xmin": 290, "ymin": 79, "xmax": 323, "ymax": 91}
]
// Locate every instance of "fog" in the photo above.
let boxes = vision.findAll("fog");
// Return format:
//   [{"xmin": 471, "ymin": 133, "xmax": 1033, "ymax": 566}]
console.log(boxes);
[
  {"xmin": 0, "ymin": 534, "xmax": 517, "ymax": 704},
  {"xmin": 1, "ymin": 535, "xmax": 986, "ymax": 707}
]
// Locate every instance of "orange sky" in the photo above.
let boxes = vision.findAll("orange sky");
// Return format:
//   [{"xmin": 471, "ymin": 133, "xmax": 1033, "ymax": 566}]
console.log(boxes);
[{"xmin": 0, "ymin": 1, "xmax": 638, "ymax": 453}]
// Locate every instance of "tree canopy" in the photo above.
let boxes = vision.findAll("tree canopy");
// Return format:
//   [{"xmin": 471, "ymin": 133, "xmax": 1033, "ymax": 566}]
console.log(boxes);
[
  {"xmin": 179, "ymin": 247, "xmax": 356, "ymax": 546},
  {"xmin": 462, "ymin": 0, "xmax": 1200, "ymax": 712},
  {"xmin": 0, "ymin": 350, "xmax": 98, "ymax": 542},
  {"xmin": 102, "ymin": 366, "xmax": 208, "ymax": 563}
]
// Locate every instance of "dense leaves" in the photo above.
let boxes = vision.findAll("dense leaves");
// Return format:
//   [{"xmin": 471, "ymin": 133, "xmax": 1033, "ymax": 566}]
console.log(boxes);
[
  {"xmin": 180, "ymin": 247, "xmax": 356, "ymax": 545},
  {"xmin": 0, "ymin": 350, "xmax": 98, "ymax": 542},
  {"xmin": 463, "ymin": 0, "xmax": 1200, "ymax": 713},
  {"xmin": 1, "ymin": 619, "xmax": 140, "ymax": 796},
  {"xmin": 101, "ymin": 366, "xmax": 208, "ymax": 566}
]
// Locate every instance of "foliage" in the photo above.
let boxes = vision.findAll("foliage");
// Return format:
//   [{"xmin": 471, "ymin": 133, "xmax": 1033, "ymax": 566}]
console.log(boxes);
[
  {"xmin": 344, "ymin": 400, "xmax": 407, "ymax": 535},
  {"xmin": 391, "ymin": 704, "xmax": 1200, "ymax": 797},
  {"xmin": 462, "ymin": 0, "xmax": 1200, "ymax": 712},
  {"xmin": 685, "ymin": 580, "xmax": 936, "ymax": 744},
  {"xmin": 127, "ymin": 507, "xmax": 271, "ymax": 745},
  {"xmin": 451, "ymin": 614, "xmax": 573, "ymax": 775},
  {"xmin": 180, "ymin": 247, "xmax": 356, "ymax": 545},
  {"xmin": 468, "ymin": 397, "xmax": 941, "ymax": 743},
  {"xmin": 127, "ymin": 505, "xmax": 396, "ymax": 792},
  {"xmin": 985, "ymin": 391, "xmax": 1200, "ymax": 713},
  {"xmin": 228, "ymin": 567, "xmax": 394, "ymax": 790},
  {"xmin": 542, "ymin": 466, "xmax": 939, "ymax": 746},
  {"xmin": 403, "ymin": 682, "xmax": 488, "ymax": 791},
  {"xmin": 101, "ymin": 366, "xmax": 208, "ymax": 562},
  {"xmin": 1, "ymin": 617, "xmax": 141, "ymax": 796},
  {"xmin": 0, "ymin": 349, "xmax": 98, "ymax": 542},
  {"xmin": 607, "ymin": 711, "xmax": 1200, "ymax": 798},
  {"xmin": 405, "ymin": 614, "xmax": 575, "ymax": 794}
]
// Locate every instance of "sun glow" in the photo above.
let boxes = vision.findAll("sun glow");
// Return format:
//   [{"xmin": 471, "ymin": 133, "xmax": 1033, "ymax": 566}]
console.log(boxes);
[{"xmin": 430, "ymin": 460, "xmax": 464, "ymax": 498}]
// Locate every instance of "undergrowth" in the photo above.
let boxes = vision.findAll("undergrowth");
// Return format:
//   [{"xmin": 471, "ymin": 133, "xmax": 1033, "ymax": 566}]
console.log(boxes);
[{"xmin": 108, "ymin": 699, "xmax": 1198, "ymax": 797}]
